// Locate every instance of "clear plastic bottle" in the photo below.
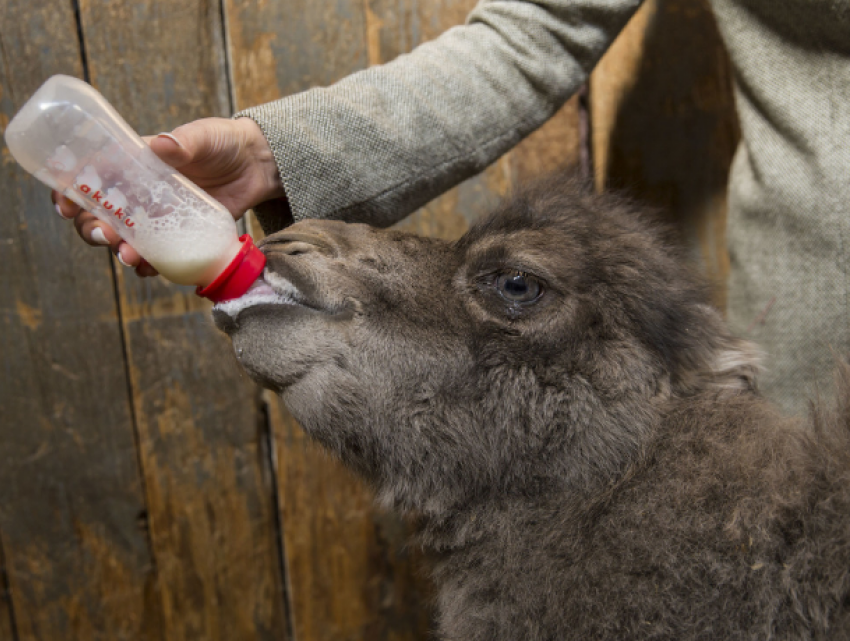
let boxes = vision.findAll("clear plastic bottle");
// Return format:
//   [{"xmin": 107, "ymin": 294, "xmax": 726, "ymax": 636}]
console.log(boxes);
[{"xmin": 3, "ymin": 74, "xmax": 265, "ymax": 302}]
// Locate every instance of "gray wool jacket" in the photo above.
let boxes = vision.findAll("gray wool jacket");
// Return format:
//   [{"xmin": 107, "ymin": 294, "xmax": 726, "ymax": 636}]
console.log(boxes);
[{"xmin": 238, "ymin": 0, "xmax": 850, "ymax": 416}]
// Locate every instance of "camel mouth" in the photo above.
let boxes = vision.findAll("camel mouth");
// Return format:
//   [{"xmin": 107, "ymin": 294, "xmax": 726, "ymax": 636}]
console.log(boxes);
[{"xmin": 213, "ymin": 272, "xmax": 305, "ymax": 321}]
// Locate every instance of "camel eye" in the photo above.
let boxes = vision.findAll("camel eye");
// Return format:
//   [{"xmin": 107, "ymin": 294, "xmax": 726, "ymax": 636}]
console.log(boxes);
[{"xmin": 496, "ymin": 271, "xmax": 542, "ymax": 303}]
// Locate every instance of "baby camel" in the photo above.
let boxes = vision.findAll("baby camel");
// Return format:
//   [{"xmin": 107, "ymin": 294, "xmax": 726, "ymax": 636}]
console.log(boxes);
[{"xmin": 214, "ymin": 177, "xmax": 850, "ymax": 640}]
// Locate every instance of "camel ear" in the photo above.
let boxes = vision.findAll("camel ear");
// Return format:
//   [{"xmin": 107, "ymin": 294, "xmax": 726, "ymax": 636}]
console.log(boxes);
[
  {"xmin": 708, "ymin": 337, "xmax": 763, "ymax": 391},
  {"xmin": 641, "ymin": 299, "xmax": 762, "ymax": 395}
]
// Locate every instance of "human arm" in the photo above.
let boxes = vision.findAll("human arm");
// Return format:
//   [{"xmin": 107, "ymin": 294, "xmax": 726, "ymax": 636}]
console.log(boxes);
[{"xmin": 238, "ymin": 0, "xmax": 643, "ymax": 234}]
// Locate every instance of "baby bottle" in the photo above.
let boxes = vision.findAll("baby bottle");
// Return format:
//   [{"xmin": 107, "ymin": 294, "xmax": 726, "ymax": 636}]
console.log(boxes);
[{"xmin": 3, "ymin": 74, "xmax": 265, "ymax": 302}]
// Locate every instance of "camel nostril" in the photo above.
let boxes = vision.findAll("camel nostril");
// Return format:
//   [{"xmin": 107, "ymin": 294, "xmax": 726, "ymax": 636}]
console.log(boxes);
[
  {"xmin": 281, "ymin": 241, "xmax": 317, "ymax": 257},
  {"xmin": 261, "ymin": 232, "xmax": 339, "ymax": 258}
]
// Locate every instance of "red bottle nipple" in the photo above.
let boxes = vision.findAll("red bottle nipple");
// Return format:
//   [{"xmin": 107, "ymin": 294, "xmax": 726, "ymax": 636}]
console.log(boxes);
[{"xmin": 196, "ymin": 234, "xmax": 266, "ymax": 303}]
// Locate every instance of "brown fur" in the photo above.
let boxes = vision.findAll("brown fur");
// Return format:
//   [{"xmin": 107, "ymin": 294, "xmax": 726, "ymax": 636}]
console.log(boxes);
[{"xmin": 214, "ymin": 176, "xmax": 850, "ymax": 640}]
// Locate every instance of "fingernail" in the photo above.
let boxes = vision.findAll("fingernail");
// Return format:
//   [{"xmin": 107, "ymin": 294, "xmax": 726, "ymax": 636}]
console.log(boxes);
[
  {"xmin": 156, "ymin": 132, "xmax": 186, "ymax": 149},
  {"xmin": 91, "ymin": 227, "xmax": 110, "ymax": 245},
  {"xmin": 55, "ymin": 202, "xmax": 69, "ymax": 219},
  {"xmin": 117, "ymin": 250, "xmax": 132, "ymax": 268}
]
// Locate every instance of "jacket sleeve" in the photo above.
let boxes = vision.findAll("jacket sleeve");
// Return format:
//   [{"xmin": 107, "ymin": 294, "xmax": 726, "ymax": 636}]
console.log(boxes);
[{"xmin": 236, "ymin": 0, "xmax": 643, "ymax": 234}]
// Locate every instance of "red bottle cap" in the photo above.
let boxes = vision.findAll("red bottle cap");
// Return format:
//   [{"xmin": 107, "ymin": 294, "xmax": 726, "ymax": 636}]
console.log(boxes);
[{"xmin": 196, "ymin": 234, "xmax": 266, "ymax": 303}]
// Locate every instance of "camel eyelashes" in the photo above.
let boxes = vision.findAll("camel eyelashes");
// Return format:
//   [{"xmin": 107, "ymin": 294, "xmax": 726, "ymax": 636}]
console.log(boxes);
[{"xmin": 494, "ymin": 270, "xmax": 543, "ymax": 304}]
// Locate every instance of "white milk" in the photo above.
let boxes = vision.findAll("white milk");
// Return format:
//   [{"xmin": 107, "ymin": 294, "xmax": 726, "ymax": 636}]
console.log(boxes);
[{"xmin": 61, "ymin": 162, "xmax": 242, "ymax": 286}]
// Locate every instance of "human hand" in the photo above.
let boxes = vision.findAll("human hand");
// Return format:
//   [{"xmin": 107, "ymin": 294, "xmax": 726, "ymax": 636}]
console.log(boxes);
[{"xmin": 52, "ymin": 117, "xmax": 285, "ymax": 277}]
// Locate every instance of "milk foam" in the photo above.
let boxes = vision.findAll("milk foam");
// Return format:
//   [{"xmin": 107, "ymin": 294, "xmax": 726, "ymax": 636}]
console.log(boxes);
[{"xmin": 63, "ymin": 161, "xmax": 241, "ymax": 286}]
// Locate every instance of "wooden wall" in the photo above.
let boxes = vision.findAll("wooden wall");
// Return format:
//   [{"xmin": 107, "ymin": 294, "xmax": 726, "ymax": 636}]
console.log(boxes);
[
  {"xmin": 0, "ymin": 0, "xmax": 736, "ymax": 639},
  {"xmin": 592, "ymin": 0, "xmax": 738, "ymax": 308}
]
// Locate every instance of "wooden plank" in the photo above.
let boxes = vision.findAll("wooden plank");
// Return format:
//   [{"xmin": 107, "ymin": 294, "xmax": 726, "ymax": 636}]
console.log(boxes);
[
  {"xmin": 76, "ymin": 1, "xmax": 289, "ymax": 639},
  {"xmin": 226, "ymin": 0, "xmax": 370, "ymax": 108},
  {"xmin": 506, "ymin": 97, "xmax": 584, "ymax": 186},
  {"xmin": 0, "ymin": 540, "xmax": 16, "ymax": 641},
  {"xmin": 0, "ymin": 605, "xmax": 13, "ymax": 640},
  {"xmin": 0, "ymin": 2, "xmax": 156, "ymax": 640},
  {"xmin": 590, "ymin": 0, "xmax": 738, "ymax": 307},
  {"xmin": 268, "ymin": 395, "xmax": 433, "ymax": 641},
  {"xmin": 227, "ymin": 2, "xmax": 583, "ymax": 640}
]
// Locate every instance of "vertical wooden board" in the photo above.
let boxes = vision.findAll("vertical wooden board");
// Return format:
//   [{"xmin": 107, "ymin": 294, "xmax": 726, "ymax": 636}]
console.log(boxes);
[
  {"xmin": 267, "ymin": 395, "xmax": 433, "ymax": 641},
  {"xmin": 79, "ymin": 0, "xmax": 232, "ymax": 128},
  {"xmin": 590, "ymin": 0, "xmax": 738, "ymax": 307},
  {"xmin": 0, "ymin": 614, "xmax": 11, "ymax": 641},
  {"xmin": 76, "ymin": 1, "xmax": 289, "ymax": 639},
  {"xmin": 0, "ymin": 607, "xmax": 12, "ymax": 640},
  {"xmin": 226, "ymin": 0, "xmax": 370, "ymax": 109},
  {"xmin": 506, "ymin": 97, "xmax": 584, "ymax": 186},
  {"xmin": 115, "ymin": 308, "xmax": 287, "ymax": 641},
  {"xmin": 0, "ymin": 541, "xmax": 16, "ymax": 641},
  {"xmin": 0, "ymin": 2, "xmax": 155, "ymax": 640},
  {"xmin": 224, "ymin": 0, "xmax": 371, "ymax": 243}
]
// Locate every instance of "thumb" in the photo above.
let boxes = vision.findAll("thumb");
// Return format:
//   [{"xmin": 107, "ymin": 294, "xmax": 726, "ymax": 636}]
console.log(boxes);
[
  {"xmin": 146, "ymin": 117, "xmax": 235, "ymax": 170},
  {"xmin": 146, "ymin": 130, "xmax": 192, "ymax": 168}
]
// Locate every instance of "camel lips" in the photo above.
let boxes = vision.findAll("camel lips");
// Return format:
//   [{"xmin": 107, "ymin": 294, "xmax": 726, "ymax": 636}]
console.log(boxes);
[{"xmin": 213, "ymin": 274, "xmax": 301, "ymax": 319}]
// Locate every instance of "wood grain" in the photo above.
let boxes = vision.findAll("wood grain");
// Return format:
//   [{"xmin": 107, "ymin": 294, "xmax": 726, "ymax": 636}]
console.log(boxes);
[
  {"xmin": 76, "ymin": 0, "xmax": 289, "ymax": 638},
  {"xmin": 226, "ymin": 0, "xmax": 370, "ymax": 110},
  {"xmin": 0, "ymin": 540, "xmax": 16, "ymax": 641},
  {"xmin": 0, "ymin": 2, "xmax": 155, "ymax": 640},
  {"xmin": 590, "ymin": 0, "xmax": 738, "ymax": 307},
  {"xmin": 506, "ymin": 98, "xmax": 584, "ymax": 187},
  {"xmin": 268, "ymin": 395, "xmax": 433, "ymax": 641}
]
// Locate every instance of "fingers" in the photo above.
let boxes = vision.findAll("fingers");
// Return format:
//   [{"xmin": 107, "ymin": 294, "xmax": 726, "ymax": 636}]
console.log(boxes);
[
  {"xmin": 54, "ymin": 192, "xmax": 123, "ymax": 255},
  {"xmin": 112, "ymin": 241, "xmax": 142, "ymax": 269},
  {"xmin": 142, "ymin": 117, "xmax": 285, "ymax": 218},
  {"xmin": 147, "ymin": 117, "xmax": 233, "ymax": 170},
  {"xmin": 53, "ymin": 190, "xmax": 121, "ymax": 255},
  {"xmin": 107, "ymin": 243, "xmax": 158, "ymax": 277},
  {"xmin": 147, "ymin": 129, "xmax": 193, "ymax": 168},
  {"xmin": 109, "ymin": 244, "xmax": 159, "ymax": 277},
  {"xmin": 72, "ymin": 210, "xmax": 114, "ymax": 246},
  {"xmin": 52, "ymin": 192, "xmax": 81, "ymax": 219},
  {"xmin": 59, "ymin": 199, "xmax": 159, "ymax": 276}
]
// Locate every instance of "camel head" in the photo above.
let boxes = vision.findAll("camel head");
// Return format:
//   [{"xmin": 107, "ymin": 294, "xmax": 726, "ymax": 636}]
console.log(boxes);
[{"xmin": 213, "ymin": 177, "xmax": 758, "ymax": 514}]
